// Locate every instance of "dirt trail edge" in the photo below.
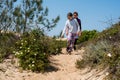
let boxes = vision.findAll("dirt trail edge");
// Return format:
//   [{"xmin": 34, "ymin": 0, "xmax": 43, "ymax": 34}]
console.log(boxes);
[{"xmin": 0, "ymin": 49, "xmax": 107, "ymax": 80}]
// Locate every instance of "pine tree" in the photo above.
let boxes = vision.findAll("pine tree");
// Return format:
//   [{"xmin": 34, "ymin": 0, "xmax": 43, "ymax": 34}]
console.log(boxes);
[
  {"xmin": 0, "ymin": 0, "xmax": 60, "ymax": 33},
  {"xmin": 13, "ymin": 0, "xmax": 60, "ymax": 33},
  {"xmin": 0, "ymin": 0, "xmax": 16, "ymax": 33}
]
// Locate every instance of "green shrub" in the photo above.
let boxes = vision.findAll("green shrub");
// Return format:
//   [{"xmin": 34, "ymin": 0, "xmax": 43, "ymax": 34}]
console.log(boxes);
[
  {"xmin": 76, "ymin": 22, "xmax": 120, "ymax": 80},
  {"xmin": 96, "ymin": 23, "xmax": 120, "ymax": 41},
  {"xmin": 77, "ymin": 40, "xmax": 120, "ymax": 79},
  {"xmin": 14, "ymin": 29, "xmax": 62, "ymax": 72},
  {"xmin": 47, "ymin": 40, "xmax": 63, "ymax": 55},
  {"xmin": 77, "ymin": 40, "xmax": 109, "ymax": 68},
  {"xmin": 0, "ymin": 32, "xmax": 18, "ymax": 62},
  {"xmin": 77, "ymin": 30, "xmax": 98, "ymax": 44}
]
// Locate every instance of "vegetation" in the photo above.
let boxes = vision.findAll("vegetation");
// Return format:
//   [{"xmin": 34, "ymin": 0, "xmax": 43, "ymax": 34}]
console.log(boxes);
[
  {"xmin": 76, "ymin": 22, "xmax": 120, "ymax": 80},
  {"xmin": 77, "ymin": 30, "xmax": 98, "ymax": 44},
  {"xmin": 0, "ymin": 32, "xmax": 18, "ymax": 62},
  {"xmin": 0, "ymin": 0, "xmax": 61, "ymax": 72},
  {"xmin": 13, "ymin": 29, "xmax": 62, "ymax": 72},
  {"xmin": 0, "ymin": 0, "xmax": 119, "ymax": 78},
  {"xmin": 0, "ymin": 0, "xmax": 60, "ymax": 33}
]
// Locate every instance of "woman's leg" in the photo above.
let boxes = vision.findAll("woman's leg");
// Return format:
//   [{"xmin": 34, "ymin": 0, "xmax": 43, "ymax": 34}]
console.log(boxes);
[{"xmin": 74, "ymin": 38, "xmax": 78, "ymax": 50}]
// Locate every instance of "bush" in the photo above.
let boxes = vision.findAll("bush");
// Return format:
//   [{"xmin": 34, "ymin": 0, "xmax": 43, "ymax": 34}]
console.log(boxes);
[
  {"xmin": 77, "ymin": 40, "xmax": 110, "ymax": 69},
  {"xmin": 76, "ymin": 22, "xmax": 120, "ymax": 80},
  {"xmin": 47, "ymin": 39, "xmax": 63, "ymax": 55},
  {"xmin": 14, "ymin": 29, "xmax": 62, "ymax": 72},
  {"xmin": 0, "ymin": 32, "xmax": 18, "ymax": 62},
  {"xmin": 77, "ymin": 30, "xmax": 98, "ymax": 44},
  {"xmin": 77, "ymin": 40, "xmax": 120, "ymax": 79}
]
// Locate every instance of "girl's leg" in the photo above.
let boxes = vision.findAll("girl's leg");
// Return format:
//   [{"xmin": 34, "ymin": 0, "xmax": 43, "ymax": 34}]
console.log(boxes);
[
  {"xmin": 66, "ymin": 40, "xmax": 70, "ymax": 52},
  {"xmin": 66, "ymin": 33, "xmax": 72, "ymax": 53},
  {"xmin": 69, "ymin": 40, "xmax": 73, "ymax": 52},
  {"xmin": 71, "ymin": 34, "xmax": 76, "ymax": 50}
]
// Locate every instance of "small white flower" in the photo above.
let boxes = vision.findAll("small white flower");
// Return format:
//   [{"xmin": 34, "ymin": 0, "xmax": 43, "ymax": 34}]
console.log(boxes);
[
  {"xmin": 13, "ymin": 51, "xmax": 16, "ymax": 53},
  {"xmin": 20, "ymin": 47, "xmax": 22, "ymax": 49},
  {"xmin": 109, "ymin": 36, "xmax": 112, "ymax": 39},
  {"xmin": 1, "ymin": 30, "xmax": 4, "ymax": 33},
  {"xmin": 28, "ymin": 50, "xmax": 30, "ymax": 52},
  {"xmin": 107, "ymin": 53, "xmax": 112, "ymax": 57},
  {"xmin": 29, "ymin": 64, "xmax": 31, "ymax": 67},
  {"xmin": 34, "ymin": 54, "xmax": 37, "ymax": 56},
  {"xmin": 28, "ymin": 48, "xmax": 30, "ymax": 50},
  {"xmin": 34, "ymin": 39, "xmax": 36, "ymax": 41},
  {"xmin": 20, "ymin": 52, "xmax": 23, "ymax": 55},
  {"xmin": 44, "ymin": 53, "xmax": 46, "ymax": 55},
  {"xmin": 16, "ymin": 52, "xmax": 19, "ymax": 55},
  {"xmin": 32, "ymin": 64, "xmax": 35, "ymax": 67},
  {"xmin": 21, "ymin": 43, "xmax": 23, "ymax": 45},
  {"xmin": 32, "ymin": 61, "xmax": 35, "ymax": 63},
  {"xmin": 105, "ymin": 72, "xmax": 109, "ymax": 76},
  {"xmin": 25, "ymin": 41, "xmax": 27, "ymax": 43}
]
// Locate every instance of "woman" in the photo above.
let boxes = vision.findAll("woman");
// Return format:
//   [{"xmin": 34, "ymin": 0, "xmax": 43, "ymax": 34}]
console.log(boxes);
[{"xmin": 73, "ymin": 12, "xmax": 82, "ymax": 50}]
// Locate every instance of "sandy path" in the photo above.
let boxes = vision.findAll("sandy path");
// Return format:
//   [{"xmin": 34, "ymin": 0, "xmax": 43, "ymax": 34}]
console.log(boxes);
[
  {"xmin": 24, "ymin": 49, "xmax": 107, "ymax": 80},
  {"xmin": 0, "ymin": 49, "xmax": 107, "ymax": 80}
]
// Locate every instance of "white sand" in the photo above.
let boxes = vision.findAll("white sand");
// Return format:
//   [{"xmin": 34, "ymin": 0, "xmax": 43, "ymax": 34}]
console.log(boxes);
[{"xmin": 0, "ymin": 49, "xmax": 107, "ymax": 80}]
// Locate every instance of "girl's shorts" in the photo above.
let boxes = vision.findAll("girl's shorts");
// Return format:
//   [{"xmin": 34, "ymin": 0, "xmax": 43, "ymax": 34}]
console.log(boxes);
[{"xmin": 67, "ymin": 33, "xmax": 77, "ymax": 41}]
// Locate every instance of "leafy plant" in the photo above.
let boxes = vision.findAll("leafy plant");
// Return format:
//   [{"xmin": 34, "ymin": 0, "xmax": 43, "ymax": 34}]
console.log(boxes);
[
  {"xmin": 14, "ymin": 29, "xmax": 62, "ymax": 72},
  {"xmin": 77, "ymin": 30, "xmax": 98, "ymax": 44}
]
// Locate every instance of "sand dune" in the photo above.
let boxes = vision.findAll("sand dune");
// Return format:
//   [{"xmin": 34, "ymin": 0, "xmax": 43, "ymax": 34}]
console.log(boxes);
[{"xmin": 0, "ymin": 49, "xmax": 107, "ymax": 80}]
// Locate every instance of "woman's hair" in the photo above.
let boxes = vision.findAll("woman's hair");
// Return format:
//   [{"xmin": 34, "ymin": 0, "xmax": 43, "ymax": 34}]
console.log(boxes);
[
  {"xmin": 67, "ymin": 12, "xmax": 73, "ymax": 17},
  {"xmin": 73, "ymin": 12, "xmax": 78, "ymax": 16}
]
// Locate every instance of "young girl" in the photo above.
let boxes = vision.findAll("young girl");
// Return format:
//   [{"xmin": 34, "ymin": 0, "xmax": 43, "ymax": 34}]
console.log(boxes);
[{"xmin": 61, "ymin": 12, "xmax": 80, "ymax": 53}]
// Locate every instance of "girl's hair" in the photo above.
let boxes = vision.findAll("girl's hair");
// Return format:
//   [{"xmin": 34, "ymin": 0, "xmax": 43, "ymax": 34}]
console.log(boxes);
[{"xmin": 67, "ymin": 12, "xmax": 73, "ymax": 17}]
